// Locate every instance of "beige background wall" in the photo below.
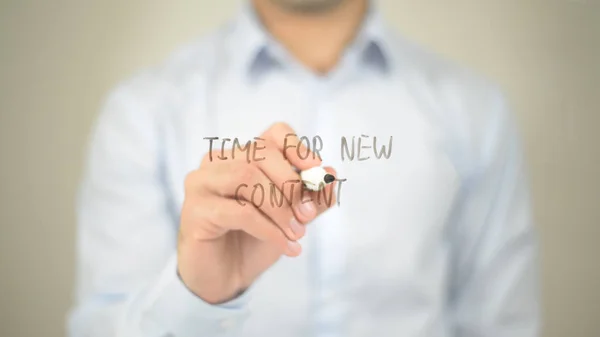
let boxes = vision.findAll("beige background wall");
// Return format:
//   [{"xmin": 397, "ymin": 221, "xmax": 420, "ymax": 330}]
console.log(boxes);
[{"xmin": 1, "ymin": 0, "xmax": 599, "ymax": 336}]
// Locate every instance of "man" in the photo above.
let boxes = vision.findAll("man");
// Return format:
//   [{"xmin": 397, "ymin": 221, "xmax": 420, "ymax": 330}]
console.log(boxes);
[{"xmin": 68, "ymin": 0, "xmax": 540, "ymax": 336}]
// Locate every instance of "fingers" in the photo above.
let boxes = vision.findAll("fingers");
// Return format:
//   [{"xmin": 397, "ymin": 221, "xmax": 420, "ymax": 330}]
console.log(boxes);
[
  {"xmin": 192, "ymin": 162, "xmax": 305, "ymax": 242},
  {"xmin": 251, "ymin": 141, "xmax": 303, "ymax": 205},
  {"xmin": 187, "ymin": 196, "xmax": 302, "ymax": 257},
  {"xmin": 305, "ymin": 166, "xmax": 338, "ymax": 216},
  {"xmin": 195, "ymin": 154, "xmax": 336, "ymax": 226},
  {"xmin": 261, "ymin": 122, "xmax": 322, "ymax": 170},
  {"xmin": 181, "ymin": 191, "xmax": 303, "ymax": 258},
  {"xmin": 188, "ymin": 123, "xmax": 335, "ymax": 253},
  {"xmin": 250, "ymin": 141, "xmax": 319, "ymax": 224}
]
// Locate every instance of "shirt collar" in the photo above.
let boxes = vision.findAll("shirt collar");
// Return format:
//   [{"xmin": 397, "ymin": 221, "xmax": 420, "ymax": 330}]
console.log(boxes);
[
  {"xmin": 354, "ymin": 7, "xmax": 391, "ymax": 73},
  {"xmin": 229, "ymin": 1, "xmax": 392, "ymax": 79}
]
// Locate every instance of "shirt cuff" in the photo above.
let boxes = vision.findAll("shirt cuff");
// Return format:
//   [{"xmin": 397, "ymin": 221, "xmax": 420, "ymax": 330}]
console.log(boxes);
[{"xmin": 141, "ymin": 254, "xmax": 251, "ymax": 337}]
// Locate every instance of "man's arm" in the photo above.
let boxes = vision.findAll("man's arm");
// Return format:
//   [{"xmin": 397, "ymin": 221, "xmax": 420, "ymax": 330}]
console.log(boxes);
[
  {"xmin": 448, "ymin": 89, "xmax": 541, "ymax": 336},
  {"xmin": 67, "ymin": 78, "xmax": 250, "ymax": 337}
]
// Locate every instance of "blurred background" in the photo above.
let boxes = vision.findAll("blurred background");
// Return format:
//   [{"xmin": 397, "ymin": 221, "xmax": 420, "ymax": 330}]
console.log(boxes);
[{"xmin": 0, "ymin": 0, "xmax": 599, "ymax": 336}]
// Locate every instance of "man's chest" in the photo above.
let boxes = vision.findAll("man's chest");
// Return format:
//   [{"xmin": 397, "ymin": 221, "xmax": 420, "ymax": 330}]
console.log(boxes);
[{"xmin": 163, "ymin": 79, "xmax": 462, "ymax": 335}]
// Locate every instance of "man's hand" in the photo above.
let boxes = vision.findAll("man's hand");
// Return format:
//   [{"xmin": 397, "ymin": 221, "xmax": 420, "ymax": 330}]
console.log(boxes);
[{"xmin": 177, "ymin": 122, "xmax": 337, "ymax": 304}]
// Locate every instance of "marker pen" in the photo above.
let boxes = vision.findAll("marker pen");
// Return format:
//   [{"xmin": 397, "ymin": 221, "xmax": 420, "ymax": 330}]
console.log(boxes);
[{"xmin": 299, "ymin": 166, "xmax": 336, "ymax": 191}]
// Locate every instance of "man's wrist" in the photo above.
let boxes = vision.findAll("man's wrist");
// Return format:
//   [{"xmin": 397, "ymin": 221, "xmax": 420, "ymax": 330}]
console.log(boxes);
[
  {"xmin": 176, "ymin": 262, "xmax": 246, "ymax": 305},
  {"xmin": 141, "ymin": 254, "xmax": 251, "ymax": 336}
]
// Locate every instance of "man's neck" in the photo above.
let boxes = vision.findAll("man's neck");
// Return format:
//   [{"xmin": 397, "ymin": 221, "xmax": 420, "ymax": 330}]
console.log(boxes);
[{"xmin": 251, "ymin": 0, "xmax": 368, "ymax": 74}]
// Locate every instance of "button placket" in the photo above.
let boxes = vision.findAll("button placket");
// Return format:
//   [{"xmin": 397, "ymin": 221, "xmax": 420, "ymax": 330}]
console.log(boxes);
[
  {"xmin": 219, "ymin": 317, "xmax": 236, "ymax": 330},
  {"xmin": 312, "ymin": 80, "xmax": 348, "ymax": 337}
]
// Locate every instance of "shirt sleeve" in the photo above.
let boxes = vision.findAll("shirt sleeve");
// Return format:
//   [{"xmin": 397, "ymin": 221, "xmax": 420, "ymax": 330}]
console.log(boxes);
[
  {"xmin": 67, "ymin": 77, "xmax": 250, "ymax": 337},
  {"xmin": 448, "ymin": 89, "xmax": 541, "ymax": 336}
]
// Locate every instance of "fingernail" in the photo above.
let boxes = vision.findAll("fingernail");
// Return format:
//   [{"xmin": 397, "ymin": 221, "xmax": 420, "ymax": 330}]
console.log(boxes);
[
  {"xmin": 289, "ymin": 218, "xmax": 305, "ymax": 238},
  {"xmin": 286, "ymin": 241, "xmax": 301, "ymax": 255},
  {"xmin": 297, "ymin": 200, "xmax": 316, "ymax": 219}
]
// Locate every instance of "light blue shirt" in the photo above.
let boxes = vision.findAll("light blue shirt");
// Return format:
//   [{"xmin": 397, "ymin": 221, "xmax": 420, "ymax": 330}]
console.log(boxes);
[{"xmin": 68, "ymin": 3, "xmax": 540, "ymax": 337}]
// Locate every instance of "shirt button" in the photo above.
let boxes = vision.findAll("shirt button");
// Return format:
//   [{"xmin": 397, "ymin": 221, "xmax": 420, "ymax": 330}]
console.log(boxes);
[{"xmin": 220, "ymin": 318, "xmax": 236, "ymax": 330}]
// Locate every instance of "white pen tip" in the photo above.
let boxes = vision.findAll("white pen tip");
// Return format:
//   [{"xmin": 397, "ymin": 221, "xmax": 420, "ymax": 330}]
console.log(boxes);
[{"xmin": 300, "ymin": 167, "xmax": 335, "ymax": 191}]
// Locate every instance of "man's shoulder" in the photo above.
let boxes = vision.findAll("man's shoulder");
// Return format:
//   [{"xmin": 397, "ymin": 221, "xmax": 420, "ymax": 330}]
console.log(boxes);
[
  {"xmin": 387, "ymin": 31, "xmax": 507, "ymax": 114},
  {"xmin": 385, "ymin": 30, "xmax": 517, "ymax": 165},
  {"xmin": 106, "ymin": 24, "xmax": 233, "ymax": 106}
]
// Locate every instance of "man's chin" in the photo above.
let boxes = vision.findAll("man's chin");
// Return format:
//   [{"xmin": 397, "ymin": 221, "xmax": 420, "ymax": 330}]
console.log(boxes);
[{"xmin": 268, "ymin": 0, "xmax": 347, "ymax": 14}]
